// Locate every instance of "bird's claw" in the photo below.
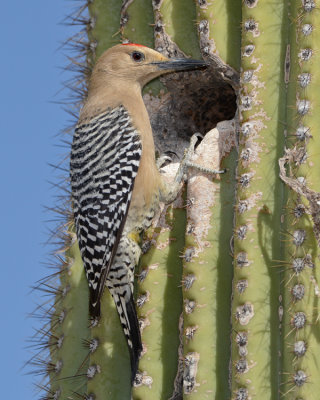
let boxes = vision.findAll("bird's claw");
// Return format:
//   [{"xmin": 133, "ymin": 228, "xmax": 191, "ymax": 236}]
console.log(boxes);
[
  {"xmin": 156, "ymin": 151, "xmax": 178, "ymax": 169},
  {"xmin": 187, "ymin": 133, "xmax": 203, "ymax": 154},
  {"xmin": 178, "ymin": 132, "xmax": 226, "ymax": 181}
]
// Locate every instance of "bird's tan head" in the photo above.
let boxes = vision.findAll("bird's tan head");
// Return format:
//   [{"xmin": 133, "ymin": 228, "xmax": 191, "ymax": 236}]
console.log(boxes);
[{"xmin": 90, "ymin": 43, "xmax": 208, "ymax": 88}]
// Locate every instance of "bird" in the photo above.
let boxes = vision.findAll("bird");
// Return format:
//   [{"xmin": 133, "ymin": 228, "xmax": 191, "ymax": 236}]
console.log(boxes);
[{"xmin": 70, "ymin": 43, "xmax": 208, "ymax": 382}]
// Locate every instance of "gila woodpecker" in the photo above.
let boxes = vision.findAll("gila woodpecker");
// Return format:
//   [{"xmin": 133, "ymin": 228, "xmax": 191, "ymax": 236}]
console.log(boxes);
[{"xmin": 70, "ymin": 43, "xmax": 208, "ymax": 382}]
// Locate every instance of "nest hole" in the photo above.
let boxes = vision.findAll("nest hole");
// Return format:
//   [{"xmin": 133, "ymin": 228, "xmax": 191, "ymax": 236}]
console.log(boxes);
[{"xmin": 144, "ymin": 67, "xmax": 237, "ymax": 157}]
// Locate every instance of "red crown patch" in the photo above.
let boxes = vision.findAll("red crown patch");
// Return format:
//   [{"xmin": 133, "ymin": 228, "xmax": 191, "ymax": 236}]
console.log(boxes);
[{"xmin": 121, "ymin": 43, "xmax": 148, "ymax": 48}]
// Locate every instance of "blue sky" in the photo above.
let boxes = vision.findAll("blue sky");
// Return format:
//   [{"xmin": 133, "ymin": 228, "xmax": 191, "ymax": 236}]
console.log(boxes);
[{"xmin": 1, "ymin": 1, "xmax": 80, "ymax": 398}]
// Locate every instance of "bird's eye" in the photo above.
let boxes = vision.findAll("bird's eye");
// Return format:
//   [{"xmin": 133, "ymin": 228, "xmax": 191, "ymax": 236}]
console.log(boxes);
[{"xmin": 131, "ymin": 51, "xmax": 145, "ymax": 62}]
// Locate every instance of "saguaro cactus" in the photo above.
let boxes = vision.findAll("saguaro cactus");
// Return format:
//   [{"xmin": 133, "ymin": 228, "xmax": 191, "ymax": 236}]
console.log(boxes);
[{"xmin": 31, "ymin": 1, "xmax": 320, "ymax": 399}]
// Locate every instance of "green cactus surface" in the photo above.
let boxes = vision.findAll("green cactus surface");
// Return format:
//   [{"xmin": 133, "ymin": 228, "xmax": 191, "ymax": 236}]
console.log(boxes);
[{"xmin": 31, "ymin": 1, "xmax": 320, "ymax": 399}]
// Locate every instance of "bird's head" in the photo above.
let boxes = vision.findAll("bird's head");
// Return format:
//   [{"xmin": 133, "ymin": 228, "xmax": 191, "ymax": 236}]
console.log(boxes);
[{"xmin": 91, "ymin": 43, "xmax": 208, "ymax": 87}]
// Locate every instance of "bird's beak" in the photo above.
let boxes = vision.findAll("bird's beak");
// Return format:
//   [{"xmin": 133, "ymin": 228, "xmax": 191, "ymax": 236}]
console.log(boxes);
[{"xmin": 151, "ymin": 58, "xmax": 208, "ymax": 72}]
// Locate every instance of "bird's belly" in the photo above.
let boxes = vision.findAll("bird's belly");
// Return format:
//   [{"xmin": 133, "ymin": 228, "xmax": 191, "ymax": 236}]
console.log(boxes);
[{"xmin": 124, "ymin": 193, "xmax": 160, "ymax": 235}]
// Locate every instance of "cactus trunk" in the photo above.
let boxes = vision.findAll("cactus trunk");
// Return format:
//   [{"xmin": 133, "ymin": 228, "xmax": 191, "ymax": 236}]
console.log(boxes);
[{"xmin": 31, "ymin": 1, "xmax": 320, "ymax": 399}]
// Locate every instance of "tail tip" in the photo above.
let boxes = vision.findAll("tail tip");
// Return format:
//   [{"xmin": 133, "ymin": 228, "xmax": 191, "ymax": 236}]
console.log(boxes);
[{"xmin": 89, "ymin": 301, "xmax": 101, "ymax": 326}]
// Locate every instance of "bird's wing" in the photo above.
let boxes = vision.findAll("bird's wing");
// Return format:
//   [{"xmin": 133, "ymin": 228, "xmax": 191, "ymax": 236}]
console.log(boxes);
[{"xmin": 70, "ymin": 106, "xmax": 142, "ymax": 318}]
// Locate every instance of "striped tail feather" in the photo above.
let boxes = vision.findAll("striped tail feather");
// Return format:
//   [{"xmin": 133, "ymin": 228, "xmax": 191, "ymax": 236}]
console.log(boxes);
[{"xmin": 113, "ymin": 291, "xmax": 142, "ymax": 382}]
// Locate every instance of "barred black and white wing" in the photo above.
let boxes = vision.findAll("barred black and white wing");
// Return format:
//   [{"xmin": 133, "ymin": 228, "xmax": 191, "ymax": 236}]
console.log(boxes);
[{"xmin": 70, "ymin": 106, "xmax": 142, "ymax": 318}]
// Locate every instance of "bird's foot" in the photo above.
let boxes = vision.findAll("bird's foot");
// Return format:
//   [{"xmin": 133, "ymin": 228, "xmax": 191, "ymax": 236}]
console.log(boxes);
[{"xmin": 175, "ymin": 133, "xmax": 226, "ymax": 183}]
